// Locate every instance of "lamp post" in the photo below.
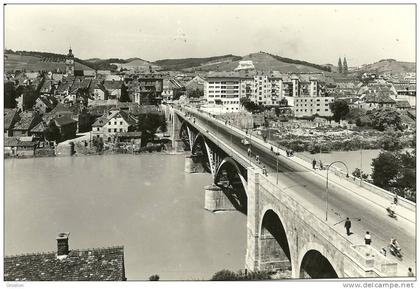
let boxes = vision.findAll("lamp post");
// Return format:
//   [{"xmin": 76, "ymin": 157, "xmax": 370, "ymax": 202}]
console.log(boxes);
[
  {"xmin": 276, "ymin": 151, "xmax": 279, "ymax": 185},
  {"xmin": 325, "ymin": 160, "xmax": 349, "ymax": 222},
  {"xmin": 248, "ymin": 128, "xmax": 253, "ymax": 166}
]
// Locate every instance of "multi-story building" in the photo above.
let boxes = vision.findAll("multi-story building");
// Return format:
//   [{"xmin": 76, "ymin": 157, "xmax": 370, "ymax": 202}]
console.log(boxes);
[
  {"xmin": 203, "ymin": 71, "xmax": 332, "ymax": 117},
  {"xmin": 291, "ymin": 75, "xmax": 333, "ymax": 117},
  {"xmin": 204, "ymin": 71, "xmax": 243, "ymax": 113},
  {"xmin": 126, "ymin": 73, "xmax": 164, "ymax": 105}
]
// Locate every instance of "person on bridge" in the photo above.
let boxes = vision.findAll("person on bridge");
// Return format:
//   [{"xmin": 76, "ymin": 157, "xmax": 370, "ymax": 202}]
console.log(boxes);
[
  {"xmin": 394, "ymin": 192, "xmax": 399, "ymax": 205},
  {"xmin": 312, "ymin": 159, "xmax": 317, "ymax": 169},
  {"xmin": 262, "ymin": 166, "xmax": 268, "ymax": 176},
  {"xmin": 256, "ymin": 155, "xmax": 260, "ymax": 164},
  {"xmin": 364, "ymin": 231, "xmax": 372, "ymax": 245},
  {"xmin": 408, "ymin": 267, "xmax": 414, "ymax": 277},
  {"xmin": 247, "ymin": 147, "xmax": 251, "ymax": 157},
  {"xmin": 344, "ymin": 217, "xmax": 352, "ymax": 236}
]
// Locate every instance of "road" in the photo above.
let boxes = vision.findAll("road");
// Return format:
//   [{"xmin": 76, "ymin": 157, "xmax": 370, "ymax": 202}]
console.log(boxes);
[{"xmin": 183, "ymin": 109, "xmax": 416, "ymax": 277}]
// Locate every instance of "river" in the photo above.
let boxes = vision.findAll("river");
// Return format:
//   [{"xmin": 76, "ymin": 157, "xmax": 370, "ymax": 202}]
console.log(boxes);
[{"xmin": 4, "ymin": 154, "xmax": 247, "ymax": 280}]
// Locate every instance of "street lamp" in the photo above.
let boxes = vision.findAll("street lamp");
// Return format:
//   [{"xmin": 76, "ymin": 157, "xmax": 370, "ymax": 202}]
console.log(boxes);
[
  {"xmin": 275, "ymin": 150, "xmax": 279, "ymax": 185},
  {"xmin": 325, "ymin": 160, "xmax": 349, "ymax": 222}
]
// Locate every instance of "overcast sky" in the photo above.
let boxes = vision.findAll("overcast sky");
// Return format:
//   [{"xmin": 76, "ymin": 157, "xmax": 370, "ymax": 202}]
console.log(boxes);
[{"xmin": 5, "ymin": 4, "xmax": 416, "ymax": 66}]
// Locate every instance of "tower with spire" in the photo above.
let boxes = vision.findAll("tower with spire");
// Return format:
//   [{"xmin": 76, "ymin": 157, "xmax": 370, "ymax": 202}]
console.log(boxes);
[{"xmin": 65, "ymin": 46, "xmax": 75, "ymax": 76}]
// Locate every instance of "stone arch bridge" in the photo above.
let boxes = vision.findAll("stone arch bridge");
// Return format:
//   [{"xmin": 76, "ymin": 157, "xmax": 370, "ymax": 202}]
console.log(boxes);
[{"xmin": 164, "ymin": 105, "xmax": 399, "ymax": 279}]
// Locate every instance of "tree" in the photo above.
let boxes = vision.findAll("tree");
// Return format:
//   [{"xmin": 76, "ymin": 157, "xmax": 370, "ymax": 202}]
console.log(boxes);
[
  {"xmin": 138, "ymin": 113, "xmax": 166, "ymax": 135},
  {"xmin": 188, "ymin": 88, "xmax": 203, "ymax": 98},
  {"xmin": 78, "ymin": 109, "xmax": 95, "ymax": 133},
  {"xmin": 379, "ymin": 128, "xmax": 402, "ymax": 151},
  {"xmin": 352, "ymin": 168, "xmax": 368, "ymax": 180},
  {"xmin": 149, "ymin": 275, "xmax": 160, "ymax": 281},
  {"xmin": 211, "ymin": 270, "xmax": 238, "ymax": 281},
  {"xmin": 22, "ymin": 85, "xmax": 38, "ymax": 111},
  {"xmin": 43, "ymin": 121, "xmax": 61, "ymax": 143},
  {"xmin": 329, "ymin": 100, "xmax": 349, "ymax": 123},
  {"xmin": 343, "ymin": 57, "xmax": 348, "ymax": 74},
  {"xmin": 371, "ymin": 151, "xmax": 400, "ymax": 189},
  {"xmin": 4, "ymin": 82, "xmax": 17, "ymax": 108},
  {"xmin": 338, "ymin": 57, "xmax": 343, "ymax": 74},
  {"xmin": 210, "ymin": 269, "xmax": 271, "ymax": 281},
  {"xmin": 396, "ymin": 150, "xmax": 416, "ymax": 195},
  {"xmin": 119, "ymin": 84, "xmax": 131, "ymax": 102},
  {"xmin": 371, "ymin": 109, "xmax": 403, "ymax": 131}
]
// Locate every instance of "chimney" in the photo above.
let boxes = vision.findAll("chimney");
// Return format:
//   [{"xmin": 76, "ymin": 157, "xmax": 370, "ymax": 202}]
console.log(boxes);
[{"xmin": 56, "ymin": 232, "xmax": 70, "ymax": 256}]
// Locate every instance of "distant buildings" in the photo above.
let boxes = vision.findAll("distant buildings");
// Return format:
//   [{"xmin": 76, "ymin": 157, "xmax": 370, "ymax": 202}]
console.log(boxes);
[
  {"xmin": 4, "ymin": 233, "xmax": 126, "ymax": 281},
  {"xmin": 203, "ymin": 70, "xmax": 332, "ymax": 117}
]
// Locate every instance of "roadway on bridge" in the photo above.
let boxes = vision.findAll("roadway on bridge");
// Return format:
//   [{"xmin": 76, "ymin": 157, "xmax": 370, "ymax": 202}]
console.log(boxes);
[{"xmin": 184, "ymin": 109, "xmax": 416, "ymax": 277}]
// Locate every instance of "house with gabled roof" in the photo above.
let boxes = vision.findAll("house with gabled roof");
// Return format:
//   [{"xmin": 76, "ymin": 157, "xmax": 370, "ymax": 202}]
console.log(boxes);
[
  {"xmin": 103, "ymin": 80, "xmax": 123, "ymax": 99},
  {"xmin": 92, "ymin": 109, "xmax": 137, "ymax": 142},
  {"xmin": 12, "ymin": 112, "xmax": 42, "ymax": 137},
  {"xmin": 4, "ymin": 108, "xmax": 20, "ymax": 137},
  {"xmin": 4, "ymin": 233, "xmax": 126, "ymax": 281}
]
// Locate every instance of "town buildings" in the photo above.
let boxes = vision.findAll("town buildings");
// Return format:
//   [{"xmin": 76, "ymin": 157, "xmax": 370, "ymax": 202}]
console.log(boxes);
[
  {"xmin": 4, "ymin": 233, "xmax": 126, "ymax": 281},
  {"xmin": 203, "ymin": 69, "xmax": 333, "ymax": 117},
  {"xmin": 92, "ymin": 108, "xmax": 137, "ymax": 142}
]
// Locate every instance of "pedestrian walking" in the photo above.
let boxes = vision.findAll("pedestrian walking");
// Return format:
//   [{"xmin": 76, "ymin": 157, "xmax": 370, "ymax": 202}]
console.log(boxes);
[
  {"xmin": 319, "ymin": 160, "xmax": 324, "ymax": 170},
  {"xmin": 394, "ymin": 193, "xmax": 398, "ymax": 205},
  {"xmin": 247, "ymin": 147, "xmax": 251, "ymax": 157},
  {"xmin": 381, "ymin": 247, "xmax": 387, "ymax": 256},
  {"xmin": 364, "ymin": 231, "xmax": 372, "ymax": 245},
  {"xmin": 256, "ymin": 155, "xmax": 260, "ymax": 164},
  {"xmin": 408, "ymin": 267, "xmax": 414, "ymax": 277},
  {"xmin": 312, "ymin": 159, "xmax": 317, "ymax": 170},
  {"xmin": 262, "ymin": 166, "xmax": 268, "ymax": 176},
  {"xmin": 344, "ymin": 217, "xmax": 352, "ymax": 236}
]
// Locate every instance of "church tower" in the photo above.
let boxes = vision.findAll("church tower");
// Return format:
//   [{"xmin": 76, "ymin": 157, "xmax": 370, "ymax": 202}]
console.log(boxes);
[{"xmin": 65, "ymin": 47, "xmax": 75, "ymax": 76}]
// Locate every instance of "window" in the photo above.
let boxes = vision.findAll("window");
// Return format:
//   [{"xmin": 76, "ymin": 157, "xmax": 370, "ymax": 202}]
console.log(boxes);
[
  {"xmin": 114, "ymin": 128, "xmax": 117, "ymax": 132},
  {"xmin": 108, "ymin": 129, "xmax": 111, "ymax": 133},
  {"xmin": 114, "ymin": 121, "xmax": 117, "ymax": 125},
  {"xmin": 120, "ymin": 128, "xmax": 123, "ymax": 132},
  {"xmin": 317, "ymin": 109, "xmax": 320, "ymax": 112},
  {"xmin": 108, "ymin": 122, "xmax": 111, "ymax": 125},
  {"xmin": 120, "ymin": 121, "xmax": 123, "ymax": 125}
]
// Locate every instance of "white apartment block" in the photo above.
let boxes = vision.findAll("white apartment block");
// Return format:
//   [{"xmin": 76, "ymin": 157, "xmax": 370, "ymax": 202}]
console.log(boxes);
[
  {"xmin": 203, "ymin": 71, "xmax": 332, "ymax": 117},
  {"xmin": 204, "ymin": 72, "xmax": 243, "ymax": 113}
]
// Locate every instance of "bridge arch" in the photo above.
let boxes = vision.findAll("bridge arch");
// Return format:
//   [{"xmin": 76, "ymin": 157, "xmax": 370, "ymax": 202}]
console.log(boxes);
[
  {"xmin": 179, "ymin": 121, "xmax": 191, "ymax": 151},
  {"xmin": 190, "ymin": 133, "xmax": 212, "ymax": 173},
  {"xmin": 259, "ymin": 207, "xmax": 292, "ymax": 273},
  {"xmin": 214, "ymin": 157, "xmax": 248, "ymax": 212},
  {"xmin": 298, "ymin": 242, "xmax": 340, "ymax": 278},
  {"xmin": 214, "ymin": 157, "xmax": 247, "ymax": 194}
]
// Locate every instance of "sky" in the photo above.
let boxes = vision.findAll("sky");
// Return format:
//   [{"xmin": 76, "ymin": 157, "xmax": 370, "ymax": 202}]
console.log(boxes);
[{"xmin": 4, "ymin": 4, "xmax": 416, "ymax": 66}]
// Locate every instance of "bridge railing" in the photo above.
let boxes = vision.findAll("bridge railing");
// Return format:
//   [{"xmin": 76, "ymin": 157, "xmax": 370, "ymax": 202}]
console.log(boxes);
[{"xmin": 258, "ymin": 173, "xmax": 397, "ymax": 277}]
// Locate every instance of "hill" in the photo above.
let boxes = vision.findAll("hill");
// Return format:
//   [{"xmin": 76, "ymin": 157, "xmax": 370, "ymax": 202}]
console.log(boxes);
[
  {"xmin": 153, "ymin": 54, "xmax": 242, "ymax": 71},
  {"xmin": 113, "ymin": 58, "xmax": 161, "ymax": 71},
  {"xmin": 5, "ymin": 52, "xmax": 93, "ymax": 72},
  {"xmin": 359, "ymin": 59, "xmax": 415, "ymax": 74},
  {"xmin": 175, "ymin": 52, "xmax": 331, "ymax": 73}
]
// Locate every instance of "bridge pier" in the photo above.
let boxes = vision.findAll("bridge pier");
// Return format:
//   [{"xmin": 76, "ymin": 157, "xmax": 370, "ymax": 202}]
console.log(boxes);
[
  {"xmin": 259, "ymin": 234, "xmax": 291, "ymax": 273},
  {"xmin": 245, "ymin": 168, "xmax": 261, "ymax": 271},
  {"xmin": 204, "ymin": 185, "xmax": 235, "ymax": 212}
]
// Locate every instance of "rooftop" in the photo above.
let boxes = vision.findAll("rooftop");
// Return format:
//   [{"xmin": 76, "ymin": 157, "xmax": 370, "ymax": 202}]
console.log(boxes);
[{"xmin": 4, "ymin": 246, "xmax": 125, "ymax": 281}]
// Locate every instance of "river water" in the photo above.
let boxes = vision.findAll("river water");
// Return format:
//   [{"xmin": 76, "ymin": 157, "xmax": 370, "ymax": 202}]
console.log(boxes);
[{"xmin": 4, "ymin": 154, "xmax": 247, "ymax": 280}]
